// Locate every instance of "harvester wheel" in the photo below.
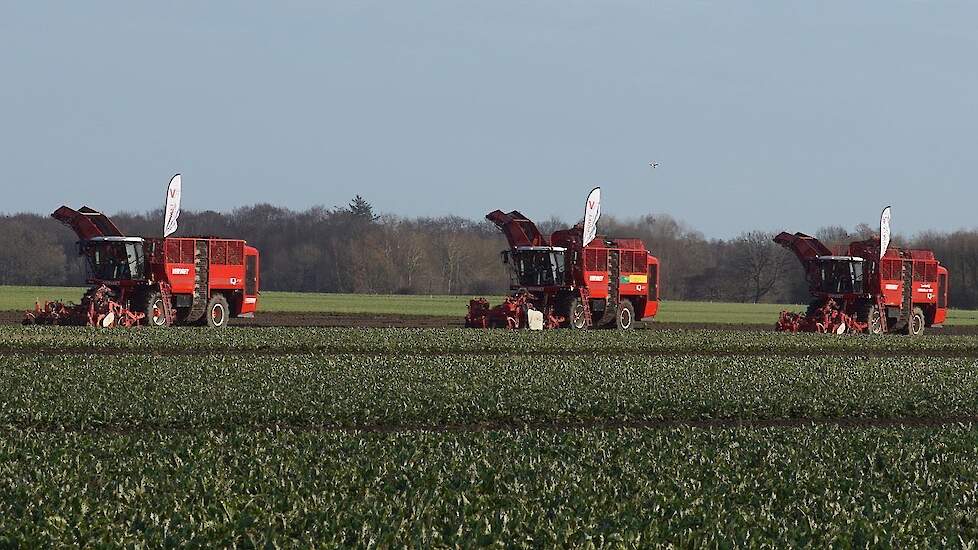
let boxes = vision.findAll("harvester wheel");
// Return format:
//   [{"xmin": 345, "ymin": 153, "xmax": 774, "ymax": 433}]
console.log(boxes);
[
  {"xmin": 907, "ymin": 307, "xmax": 925, "ymax": 336},
  {"xmin": 143, "ymin": 291, "xmax": 170, "ymax": 327},
  {"xmin": 866, "ymin": 305, "xmax": 885, "ymax": 335},
  {"xmin": 205, "ymin": 294, "xmax": 230, "ymax": 328},
  {"xmin": 567, "ymin": 298, "xmax": 588, "ymax": 330},
  {"xmin": 615, "ymin": 300, "xmax": 636, "ymax": 330}
]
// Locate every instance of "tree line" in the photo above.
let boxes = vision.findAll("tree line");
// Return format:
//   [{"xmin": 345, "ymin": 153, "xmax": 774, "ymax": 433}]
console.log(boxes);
[{"xmin": 2, "ymin": 197, "xmax": 978, "ymax": 308}]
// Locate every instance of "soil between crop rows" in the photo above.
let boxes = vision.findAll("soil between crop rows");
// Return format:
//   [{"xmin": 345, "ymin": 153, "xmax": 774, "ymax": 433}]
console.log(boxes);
[
  {"xmin": 237, "ymin": 312, "xmax": 978, "ymax": 335},
  {"xmin": 3, "ymin": 308, "xmax": 977, "ymax": 334},
  {"xmin": 3, "ymin": 346, "xmax": 978, "ymax": 358},
  {"xmin": 5, "ymin": 416, "xmax": 978, "ymax": 435},
  {"xmin": 230, "ymin": 313, "xmax": 789, "ymax": 332}
]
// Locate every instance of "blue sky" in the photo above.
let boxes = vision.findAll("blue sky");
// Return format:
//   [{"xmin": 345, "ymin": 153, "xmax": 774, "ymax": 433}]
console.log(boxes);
[{"xmin": 1, "ymin": 1, "xmax": 975, "ymax": 238}]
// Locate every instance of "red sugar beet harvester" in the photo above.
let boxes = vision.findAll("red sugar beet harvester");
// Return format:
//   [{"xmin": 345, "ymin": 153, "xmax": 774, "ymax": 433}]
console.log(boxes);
[
  {"xmin": 24, "ymin": 206, "xmax": 260, "ymax": 328},
  {"xmin": 774, "ymin": 231, "xmax": 947, "ymax": 335},
  {"xmin": 466, "ymin": 210, "xmax": 660, "ymax": 330}
]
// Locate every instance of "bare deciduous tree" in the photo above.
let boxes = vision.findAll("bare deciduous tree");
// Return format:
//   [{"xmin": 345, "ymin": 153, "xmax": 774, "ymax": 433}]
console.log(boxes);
[{"xmin": 728, "ymin": 231, "xmax": 792, "ymax": 303}]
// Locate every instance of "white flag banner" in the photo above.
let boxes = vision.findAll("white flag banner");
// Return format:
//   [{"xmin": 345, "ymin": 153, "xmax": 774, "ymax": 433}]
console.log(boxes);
[
  {"xmin": 582, "ymin": 187, "xmax": 601, "ymax": 246},
  {"xmin": 879, "ymin": 205, "xmax": 892, "ymax": 259},
  {"xmin": 164, "ymin": 174, "xmax": 182, "ymax": 237}
]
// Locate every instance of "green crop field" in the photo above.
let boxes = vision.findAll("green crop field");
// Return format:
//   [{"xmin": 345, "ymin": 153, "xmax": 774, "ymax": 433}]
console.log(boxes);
[
  {"xmin": 2, "ymin": 326, "xmax": 978, "ymax": 545},
  {"xmin": 5, "ymin": 285, "xmax": 978, "ymax": 325}
]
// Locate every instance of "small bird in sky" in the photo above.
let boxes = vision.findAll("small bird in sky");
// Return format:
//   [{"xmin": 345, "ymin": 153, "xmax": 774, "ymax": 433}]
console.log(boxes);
[{"xmin": 649, "ymin": 162, "xmax": 659, "ymax": 169}]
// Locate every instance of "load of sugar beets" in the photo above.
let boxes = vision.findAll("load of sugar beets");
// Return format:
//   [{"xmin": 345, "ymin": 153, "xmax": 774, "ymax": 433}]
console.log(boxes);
[
  {"xmin": 465, "ymin": 210, "xmax": 661, "ymax": 330},
  {"xmin": 23, "ymin": 206, "xmax": 260, "ymax": 328}
]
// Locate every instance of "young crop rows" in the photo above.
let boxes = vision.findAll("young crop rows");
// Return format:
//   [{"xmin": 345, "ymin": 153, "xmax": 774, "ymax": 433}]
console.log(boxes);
[
  {"xmin": 5, "ymin": 325, "xmax": 978, "ymax": 355},
  {"xmin": 4, "ymin": 352, "xmax": 978, "ymax": 430},
  {"xmin": 2, "ymin": 326, "xmax": 977, "ymax": 545}
]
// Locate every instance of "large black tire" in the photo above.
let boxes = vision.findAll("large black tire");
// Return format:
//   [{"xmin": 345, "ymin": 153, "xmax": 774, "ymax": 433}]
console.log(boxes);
[
  {"xmin": 204, "ymin": 294, "xmax": 230, "ymax": 328},
  {"xmin": 906, "ymin": 306, "xmax": 925, "ymax": 336},
  {"xmin": 566, "ymin": 297, "xmax": 588, "ymax": 330},
  {"xmin": 865, "ymin": 305, "xmax": 885, "ymax": 335},
  {"xmin": 142, "ymin": 291, "xmax": 170, "ymax": 327},
  {"xmin": 614, "ymin": 300, "xmax": 636, "ymax": 330}
]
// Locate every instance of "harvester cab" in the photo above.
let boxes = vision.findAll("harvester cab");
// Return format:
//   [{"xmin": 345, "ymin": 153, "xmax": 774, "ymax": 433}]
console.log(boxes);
[
  {"xmin": 505, "ymin": 246, "xmax": 568, "ymax": 288},
  {"xmin": 81, "ymin": 237, "xmax": 148, "ymax": 282},
  {"xmin": 809, "ymin": 255, "xmax": 865, "ymax": 295}
]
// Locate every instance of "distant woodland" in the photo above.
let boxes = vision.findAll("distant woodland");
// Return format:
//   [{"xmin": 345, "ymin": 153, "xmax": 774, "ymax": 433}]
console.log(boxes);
[{"xmin": 3, "ymin": 196, "xmax": 978, "ymax": 308}]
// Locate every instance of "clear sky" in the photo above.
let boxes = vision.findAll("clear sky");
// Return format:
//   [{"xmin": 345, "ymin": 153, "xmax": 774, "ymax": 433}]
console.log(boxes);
[{"xmin": 1, "ymin": 1, "xmax": 975, "ymax": 238}]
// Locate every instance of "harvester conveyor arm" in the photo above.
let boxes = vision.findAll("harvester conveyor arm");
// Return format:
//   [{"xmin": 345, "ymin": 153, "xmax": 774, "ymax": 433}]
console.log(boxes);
[
  {"xmin": 773, "ymin": 231, "xmax": 833, "ymax": 267},
  {"xmin": 51, "ymin": 205, "xmax": 124, "ymax": 240},
  {"xmin": 486, "ymin": 210, "xmax": 547, "ymax": 248}
]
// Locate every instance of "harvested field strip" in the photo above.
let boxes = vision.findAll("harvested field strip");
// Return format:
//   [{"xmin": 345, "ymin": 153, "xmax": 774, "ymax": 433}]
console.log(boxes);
[
  {"xmin": 2, "ymin": 426, "xmax": 977, "ymax": 546},
  {"xmin": 5, "ymin": 353, "xmax": 978, "ymax": 429}
]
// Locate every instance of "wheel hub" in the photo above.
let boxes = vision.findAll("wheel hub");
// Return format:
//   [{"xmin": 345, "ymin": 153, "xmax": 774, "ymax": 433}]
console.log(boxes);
[{"xmin": 212, "ymin": 304, "xmax": 225, "ymax": 325}]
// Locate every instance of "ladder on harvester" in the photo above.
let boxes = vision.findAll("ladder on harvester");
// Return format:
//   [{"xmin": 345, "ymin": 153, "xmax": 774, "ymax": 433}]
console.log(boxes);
[
  {"xmin": 187, "ymin": 239, "xmax": 210, "ymax": 322},
  {"xmin": 158, "ymin": 282, "xmax": 175, "ymax": 325},
  {"xmin": 578, "ymin": 286, "xmax": 593, "ymax": 328},
  {"xmin": 608, "ymin": 249, "xmax": 621, "ymax": 321},
  {"xmin": 898, "ymin": 254, "xmax": 913, "ymax": 328}
]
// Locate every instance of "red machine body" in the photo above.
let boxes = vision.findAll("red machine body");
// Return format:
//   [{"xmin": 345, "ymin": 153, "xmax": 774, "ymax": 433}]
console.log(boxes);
[
  {"xmin": 144, "ymin": 237, "xmax": 260, "ymax": 319},
  {"xmin": 466, "ymin": 210, "xmax": 660, "ymax": 330},
  {"xmin": 24, "ymin": 206, "xmax": 260, "ymax": 328},
  {"xmin": 775, "ymin": 232, "xmax": 948, "ymax": 335}
]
